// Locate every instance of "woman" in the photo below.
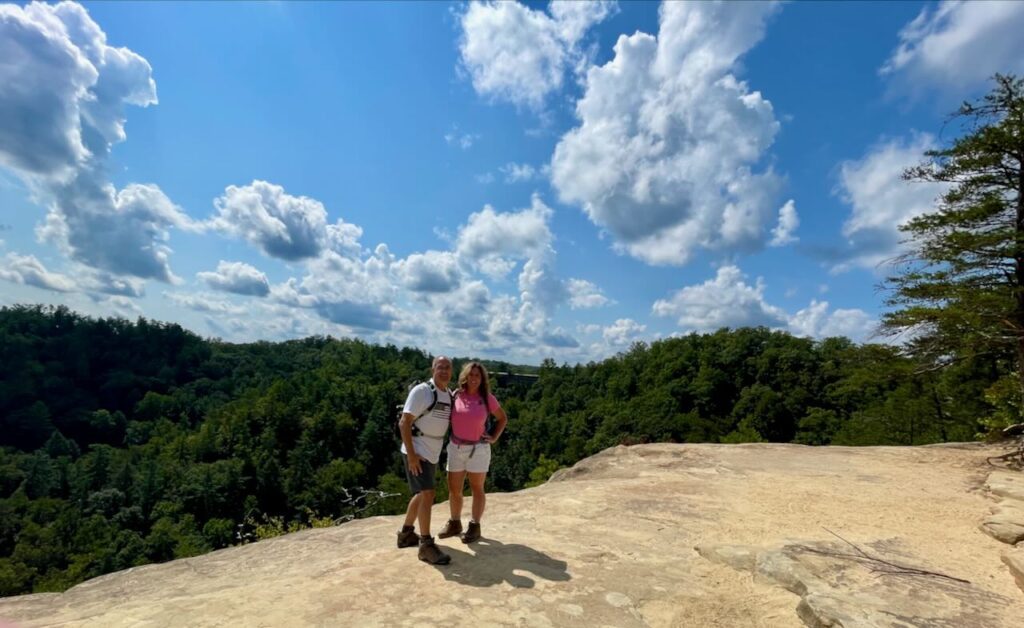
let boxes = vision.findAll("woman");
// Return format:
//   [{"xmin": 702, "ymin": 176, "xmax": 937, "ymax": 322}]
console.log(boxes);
[{"xmin": 437, "ymin": 362, "xmax": 507, "ymax": 543}]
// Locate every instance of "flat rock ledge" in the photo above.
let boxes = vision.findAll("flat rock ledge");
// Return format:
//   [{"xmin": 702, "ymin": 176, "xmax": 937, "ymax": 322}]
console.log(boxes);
[
  {"xmin": 1004, "ymin": 547, "xmax": 1024, "ymax": 592},
  {"xmin": 982, "ymin": 471, "xmax": 1024, "ymax": 544},
  {"xmin": 696, "ymin": 540, "xmax": 1014, "ymax": 628}
]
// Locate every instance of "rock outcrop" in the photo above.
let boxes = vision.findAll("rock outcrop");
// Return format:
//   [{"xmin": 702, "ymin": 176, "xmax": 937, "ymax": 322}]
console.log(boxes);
[
  {"xmin": 982, "ymin": 470, "xmax": 1024, "ymax": 546},
  {"xmin": 1, "ymin": 442, "xmax": 1023, "ymax": 627}
]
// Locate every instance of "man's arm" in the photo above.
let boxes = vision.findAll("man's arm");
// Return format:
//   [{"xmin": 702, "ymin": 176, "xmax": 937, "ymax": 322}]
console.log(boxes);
[{"xmin": 399, "ymin": 411, "xmax": 422, "ymax": 475}]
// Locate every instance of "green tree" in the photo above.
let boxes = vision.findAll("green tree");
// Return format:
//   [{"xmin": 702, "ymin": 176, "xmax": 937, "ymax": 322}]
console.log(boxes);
[{"xmin": 883, "ymin": 75, "xmax": 1024, "ymax": 429}]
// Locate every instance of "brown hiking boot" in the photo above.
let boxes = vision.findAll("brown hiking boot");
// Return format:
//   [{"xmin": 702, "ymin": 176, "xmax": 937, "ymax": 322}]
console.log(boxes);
[
  {"xmin": 437, "ymin": 519, "xmax": 462, "ymax": 539},
  {"xmin": 461, "ymin": 521, "xmax": 481, "ymax": 544},
  {"xmin": 396, "ymin": 525, "xmax": 418, "ymax": 548},
  {"xmin": 418, "ymin": 536, "xmax": 451, "ymax": 565}
]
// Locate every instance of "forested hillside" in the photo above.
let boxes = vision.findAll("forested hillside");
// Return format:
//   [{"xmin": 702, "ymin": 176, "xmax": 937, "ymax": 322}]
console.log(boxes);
[{"xmin": 0, "ymin": 304, "xmax": 1010, "ymax": 595}]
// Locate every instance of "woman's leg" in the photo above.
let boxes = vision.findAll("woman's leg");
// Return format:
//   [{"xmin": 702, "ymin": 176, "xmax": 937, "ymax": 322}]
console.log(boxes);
[
  {"xmin": 447, "ymin": 470, "xmax": 467, "ymax": 521},
  {"xmin": 468, "ymin": 472, "xmax": 487, "ymax": 522}
]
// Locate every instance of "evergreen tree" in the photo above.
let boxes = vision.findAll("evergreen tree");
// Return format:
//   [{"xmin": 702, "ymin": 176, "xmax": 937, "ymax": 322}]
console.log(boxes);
[{"xmin": 883, "ymin": 74, "xmax": 1024, "ymax": 427}]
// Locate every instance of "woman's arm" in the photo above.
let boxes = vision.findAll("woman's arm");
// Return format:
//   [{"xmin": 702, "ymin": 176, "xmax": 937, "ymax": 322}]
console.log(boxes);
[{"xmin": 486, "ymin": 404, "xmax": 508, "ymax": 444}]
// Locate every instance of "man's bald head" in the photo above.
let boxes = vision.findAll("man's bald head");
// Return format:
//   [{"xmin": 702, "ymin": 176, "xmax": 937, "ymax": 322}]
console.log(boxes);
[{"xmin": 432, "ymin": 356, "xmax": 452, "ymax": 387}]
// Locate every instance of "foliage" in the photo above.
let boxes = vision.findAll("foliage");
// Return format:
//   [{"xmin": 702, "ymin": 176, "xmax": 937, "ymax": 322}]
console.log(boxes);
[
  {"xmin": 0, "ymin": 304, "xmax": 1008, "ymax": 595},
  {"xmin": 883, "ymin": 74, "xmax": 1024, "ymax": 418}
]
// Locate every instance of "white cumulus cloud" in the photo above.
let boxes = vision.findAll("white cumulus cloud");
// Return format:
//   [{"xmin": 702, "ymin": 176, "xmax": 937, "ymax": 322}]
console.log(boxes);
[
  {"xmin": 197, "ymin": 261, "xmax": 270, "ymax": 297},
  {"xmin": 210, "ymin": 180, "xmax": 363, "ymax": 261},
  {"xmin": 37, "ymin": 182, "xmax": 193, "ymax": 283},
  {"xmin": 0, "ymin": 252, "xmax": 76, "ymax": 292},
  {"xmin": 653, "ymin": 265, "xmax": 877, "ymax": 343},
  {"xmin": 835, "ymin": 134, "xmax": 948, "ymax": 272},
  {"xmin": 603, "ymin": 318, "xmax": 646, "ymax": 346},
  {"xmin": 456, "ymin": 194, "xmax": 554, "ymax": 278},
  {"xmin": 551, "ymin": 1, "xmax": 784, "ymax": 266},
  {"xmin": 394, "ymin": 250, "xmax": 462, "ymax": 293},
  {"xmin": 788, "ymin": 299, "xmax": 876, "ymax": 343},
  {"xmin": 0, "ymin": 2, "xmax": 191, "ymax": 286},
  {"xmin": 769, "ymin": 199, "xmax": 798, "ymax": 247},
  {"xmin": 269, "ymin": 247, "xmax": 398, "ymax": 332},
  {"xmin": 652, "ymin": 265, "xmax": 787, "ymax": 332},
  {"xmin": 164, "ymin": 291, "xmax": 249, "ymax": 316},
  {"xmin": 458, "ymin": 0, "xmax": 616, "ymax": 109},
  {"xmin": 881, "ymin": 1, "xmax": 1024, "ymax": 94},
  {"xmin": 566, "ymin": 278, "xmax": 611, "ymax": 309},
  {"xmin": 499, "ymin": 162, "xmax": 540, "ymax": 183}
]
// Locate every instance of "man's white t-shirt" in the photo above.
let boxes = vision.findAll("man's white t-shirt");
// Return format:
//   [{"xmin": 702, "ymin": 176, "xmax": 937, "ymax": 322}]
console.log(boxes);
[{"xmin": 400, "ymin": 379, "xmax": 452, "ymax": 464}]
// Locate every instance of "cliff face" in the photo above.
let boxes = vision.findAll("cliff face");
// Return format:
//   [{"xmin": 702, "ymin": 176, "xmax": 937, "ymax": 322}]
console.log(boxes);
[{"xmin": 1, "ymin": 442, "xmax": 1022, "ymax": 628}]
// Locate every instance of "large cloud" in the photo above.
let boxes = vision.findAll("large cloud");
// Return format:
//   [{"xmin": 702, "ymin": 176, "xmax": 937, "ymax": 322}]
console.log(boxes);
[
  {"xmin": 0, "ymin": 252, "xmax": 75, "ymax": 292},
  {"xmin": 653, "ymin": 264, "xmax": 877, "ymax": 342},
  {"xmin": 0, "ymin": 2, "xmax": 190, "ymax": 285},
  {"xmin": 456, "ymin": 195, "xmax": 553, "ymax": 259},
  {"xmin": 788, "ymin": 299, "xmax": 876, "ymax": 342},
  {"xmin": 393, "ymin": 250, "xmax": 461, "ymax": 293},
  {"xmin": 210, "ymin": 180, "xmax": 363, "ymax": 261},
  {"xmin": 834, "ymin": 134, "xmax": 948, "ymax": 272},
  {"xmin": 602, "ymin": 318, "xmax": 646, "ymax": 346},
  {"xmin": 164, "ymin": 291, "xmax": 248, "ymax": 316},
  {"xmin": 37, "ymin": 181, "xmax": 191, "ymax": 282},
  {"xmin": 458, "ymin": 0, "xmax": 615, "ymax": 109},
  {"xmin": 652, "ymin": 265, "xmax": 787, "ymax": 331},
  {"xmin": 456, "ymin": 194, "xmax": 555, "ymax": 278},
  {"xmin": 551, "ymin": 1, "xmax": 784, "ymax": 266},
  {"xmin": 197, "ymin": 261, "xmax": 270, "ymax": 297},
  {"xmin": 567, "ymin": 278, "xmax": 611, "ymax": 309},
  {"xmin": 881, "ymin": 1, "xmax": 1024, "ymax": 94},
  {"xmin": 269, "ymin": 247, "xmax": 398, "ymax": 332},
  {"xmin": 769, "ymin": 199, "xmax": 798, "ymax": 247}
]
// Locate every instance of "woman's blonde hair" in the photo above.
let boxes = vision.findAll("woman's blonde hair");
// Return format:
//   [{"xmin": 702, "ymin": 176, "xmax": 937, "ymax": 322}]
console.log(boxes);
[{"xmin": 457, "ymin": 361, "xmax": 492, "ymax": 410}]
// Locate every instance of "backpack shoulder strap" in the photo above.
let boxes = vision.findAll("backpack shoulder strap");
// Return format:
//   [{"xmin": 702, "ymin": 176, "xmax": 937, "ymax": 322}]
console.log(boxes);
[
  {"xmin": 415, "ymin": 380, "xmax": 438, "ymax": 419},
  {"xmin": 427, "ymin": 381, "xmax": 438, "ymax": 411}
]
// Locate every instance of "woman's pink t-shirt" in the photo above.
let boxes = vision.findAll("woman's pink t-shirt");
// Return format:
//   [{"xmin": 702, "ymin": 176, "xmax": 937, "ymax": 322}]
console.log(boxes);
[{"xmin": 450, "ymin": 390, "xmax": 501, "ymax": 443}]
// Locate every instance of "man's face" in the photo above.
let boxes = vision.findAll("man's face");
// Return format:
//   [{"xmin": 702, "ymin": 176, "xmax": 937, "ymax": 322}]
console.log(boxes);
[{"xmin": 432, "ymin": 358, "xmax": 452, "ymax": 387}]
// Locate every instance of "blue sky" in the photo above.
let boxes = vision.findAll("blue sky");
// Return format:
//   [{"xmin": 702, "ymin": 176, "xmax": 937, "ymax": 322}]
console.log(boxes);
[{"xmin": 2, "ymin": 1, "xmax": 1024, "ymax": 364}]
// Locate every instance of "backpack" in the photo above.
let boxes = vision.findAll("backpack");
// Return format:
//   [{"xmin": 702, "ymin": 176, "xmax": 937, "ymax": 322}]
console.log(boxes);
[{"xmin": 394, "ymin": 380, "xmax": 453, "ymax": 440}]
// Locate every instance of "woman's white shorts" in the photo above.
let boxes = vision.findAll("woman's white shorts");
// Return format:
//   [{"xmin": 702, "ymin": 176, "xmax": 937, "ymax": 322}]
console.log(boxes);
[{"xmin": 446, "ymin": 441, "xmax": 491, "ymax": 474}]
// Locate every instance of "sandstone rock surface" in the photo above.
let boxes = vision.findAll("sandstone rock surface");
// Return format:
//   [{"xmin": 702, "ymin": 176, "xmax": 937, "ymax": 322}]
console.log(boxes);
[
  {"xmin": 1, "ymin": 442, "xmax": 1023, "ymax": 627},
  {"xmin": 1004, "ymin": 546, "xmax": 1024, "ymax": 593}
]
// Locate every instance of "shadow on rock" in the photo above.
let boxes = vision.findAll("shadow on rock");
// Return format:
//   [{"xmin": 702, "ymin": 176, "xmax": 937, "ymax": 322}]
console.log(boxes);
[{"xmin": 433, "ymin": 538, "xmax": 570, "ymax": 588}]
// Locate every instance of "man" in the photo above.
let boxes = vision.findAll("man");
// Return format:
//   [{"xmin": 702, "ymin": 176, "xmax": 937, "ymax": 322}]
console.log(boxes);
[{"xmin": 396, "ymin": 355, "xmax": 453, "ymax": 564}]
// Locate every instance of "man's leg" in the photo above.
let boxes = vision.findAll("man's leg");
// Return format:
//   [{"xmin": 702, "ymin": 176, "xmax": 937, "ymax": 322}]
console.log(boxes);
[
  {"xmin": 417, "ymin": 489, "xmax": 435, "ymax": 537},
  {"xmin": 397, "ymin": 453, "xmax": 424, "ymax": 548},
  {"xmin": 416, "ymin": 488, "xmax": 450, "ymax": 565},
  {"xmin": 404, "ymin": 492, "xmax": 421, "ymax": 527}
]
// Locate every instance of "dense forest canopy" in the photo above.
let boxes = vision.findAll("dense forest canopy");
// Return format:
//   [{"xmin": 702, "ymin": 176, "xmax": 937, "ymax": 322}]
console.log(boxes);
[{"xmin": 0, "ymin": 304, "xmax": 1010, "ymax": 595}]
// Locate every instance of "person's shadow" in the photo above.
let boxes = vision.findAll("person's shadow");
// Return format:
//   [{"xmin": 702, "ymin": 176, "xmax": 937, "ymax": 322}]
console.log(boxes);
[{"xmin": 433, "ymin": 538, "xmax": 570, "ymax": 588}]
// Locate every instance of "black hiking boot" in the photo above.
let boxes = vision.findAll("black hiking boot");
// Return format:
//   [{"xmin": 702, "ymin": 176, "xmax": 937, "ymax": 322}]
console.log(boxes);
[
  {"xmin": 418, "ymin": 536, "xmax": 451, "ymax": 565},
  {"xmin": 461, "ymin": 521, "xmax": 481, "ymax": 544},
  {"xmin": 437, "ymin": 519, "xmax": 462, "ymax": 539},
  {"xmin": 397, "ymin": 525, "xmax": 418, "ymax": 548}
]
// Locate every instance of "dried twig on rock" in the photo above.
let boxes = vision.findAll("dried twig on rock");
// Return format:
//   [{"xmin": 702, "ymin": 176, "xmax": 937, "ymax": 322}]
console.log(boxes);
[
  {"xmin": 793, "ymin": 528, "xmax": 970, "ymax": 585},
  {"xmin": 986, "ymin": 434, "xmax": 1024, "ymax": 470}
]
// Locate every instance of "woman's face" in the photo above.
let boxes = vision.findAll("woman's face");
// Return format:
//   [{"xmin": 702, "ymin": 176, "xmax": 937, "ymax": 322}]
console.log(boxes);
[{"xmin": 467, "ymin": 367, "xmax": 482, "ymax": 391}]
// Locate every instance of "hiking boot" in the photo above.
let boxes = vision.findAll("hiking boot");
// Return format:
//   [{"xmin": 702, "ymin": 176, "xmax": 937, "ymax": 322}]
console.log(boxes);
[
  {"xmin": 461, "ymin": 521, "xmax": 481, "ymax": 544},
  {"xmin": 397, "ymin": 525, "xmax": 418, "ymax": 549},
  {"xmin": 437, "ymin": 519, "xmax": 462, "ymax": 539},
  {"xmin": 418, "ymin": 536, "xmax": 451, "ymax": 565}
]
